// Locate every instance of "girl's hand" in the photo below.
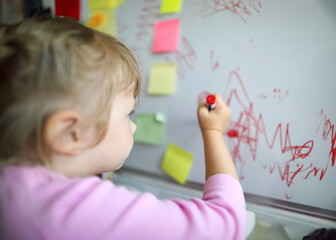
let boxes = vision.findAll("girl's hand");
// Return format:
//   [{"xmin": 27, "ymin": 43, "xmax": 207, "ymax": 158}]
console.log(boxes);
[{"xmin": 197, "ymin": 93, "xmax": 231, "ymax": 133}]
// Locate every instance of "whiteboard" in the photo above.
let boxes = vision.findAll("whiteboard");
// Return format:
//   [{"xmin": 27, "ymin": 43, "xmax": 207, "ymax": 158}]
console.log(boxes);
[{"xmin": 116, "ymin": 0, "xmax": 336, "ymax": 214}]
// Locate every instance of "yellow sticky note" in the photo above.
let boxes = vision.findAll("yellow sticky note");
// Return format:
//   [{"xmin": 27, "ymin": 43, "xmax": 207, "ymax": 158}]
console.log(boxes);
[
  {"xmin": 86, "ymin": 8, "xmax": 116, "ymax": 36},
  {"xmin": 147, "ymin": 62, "xmax": 176, "ymax": 95},
  {"xmin": 160, "ymin": 0, "xmax": 182, "ymax": 14},
  {"xmin": 162, "ymin": 143, "xmax": 194, "ymax": 184},
  {"xmin": 89, "ymin": 0, "xmax": 125, "ymax": 10}
]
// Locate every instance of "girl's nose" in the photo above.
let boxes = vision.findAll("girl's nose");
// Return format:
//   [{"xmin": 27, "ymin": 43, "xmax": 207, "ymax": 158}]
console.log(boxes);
[{"xmin": 130, "ymin": 120, "xmax": 137, "ymax": 134}]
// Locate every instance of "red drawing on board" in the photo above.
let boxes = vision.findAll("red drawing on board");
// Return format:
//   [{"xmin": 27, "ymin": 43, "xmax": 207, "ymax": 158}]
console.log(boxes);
[
  {"xmin": 133, "ymin": 0, "xmax": 161, "ymax": 52},
  {"xmin": 165, "ymin": 37, "xmax": 198, "ymax": 78},
  {"xmin": 257, "ymin": 88, "xmax": 289, "ymax": 101},
  {"xmin": 210, "ymin": 50, "xmax": 220, "ymax": 70},
  {"xmin": 116, "ymin": 21, "xmax": 128, "ymax": 36},
  {"xmin": 195, "ymin": 0, "xmax": 263, "ymax": 23},
  {"xmin": 315, "ymin": 109, "xmax": 336, "ymax": 167},
  {"xmin": 198, "ymin": 70, "xmax": 335, "ymax": 198},
  {"xmin": 273, "ymin": 88, "xmax": 289, "ymax": 101}
]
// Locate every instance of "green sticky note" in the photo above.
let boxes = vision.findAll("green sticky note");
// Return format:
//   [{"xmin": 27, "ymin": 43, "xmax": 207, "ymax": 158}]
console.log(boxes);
[
  {"xmin": 162, "ymin": 143, "xmax": 194, "ymax": 184},
  {"xmin": 134, "ymin": 113, "xmax": 166, "ymax": 145},
  {"xmin": 160, "ymin": 0, "xmax": 182, "ymax": 13},
  {"xmin": 147, "ymin": 62, "xmax": 176, "ymax": 95}
]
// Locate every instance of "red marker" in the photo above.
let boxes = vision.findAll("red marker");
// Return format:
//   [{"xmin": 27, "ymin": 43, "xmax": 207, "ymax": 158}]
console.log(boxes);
[{"xmin": 206, "ymin": 94, "xmax": 216, "ymax": 110}]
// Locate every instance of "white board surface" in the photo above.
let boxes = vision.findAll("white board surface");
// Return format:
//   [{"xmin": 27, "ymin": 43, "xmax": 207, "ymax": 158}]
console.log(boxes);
[{"xmin": 116, "ymin": 0, "xmax": 336, "ymax": 213}]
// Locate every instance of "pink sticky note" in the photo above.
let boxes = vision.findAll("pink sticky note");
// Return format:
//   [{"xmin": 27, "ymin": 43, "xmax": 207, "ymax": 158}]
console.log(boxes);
[{"xmin": 152, "ymin": 18, "xmax": 180, "ymax": 53}]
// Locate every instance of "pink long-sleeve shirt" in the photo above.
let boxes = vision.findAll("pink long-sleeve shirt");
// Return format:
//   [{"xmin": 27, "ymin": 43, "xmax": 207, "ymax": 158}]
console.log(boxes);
[{"xmin": 0, "ymin": 165, "xmax": 246, "ymax": 240}]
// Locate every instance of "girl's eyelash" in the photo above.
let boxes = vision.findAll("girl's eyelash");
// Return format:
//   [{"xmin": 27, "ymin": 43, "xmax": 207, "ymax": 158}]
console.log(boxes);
[{"xmin": 129, "ymin": 110, "xmax": 135, "ymax": 116}]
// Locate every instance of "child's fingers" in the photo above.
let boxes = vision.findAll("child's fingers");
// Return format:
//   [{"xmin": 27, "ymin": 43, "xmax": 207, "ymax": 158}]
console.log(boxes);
[
  {"xmin": 197, "ymin": 101, "xmax": 208, "ymax": 117},
  {"xmin": 198, "ymin": 93, "xmax": 229, "ymax": 114},
  {"xmin": 213, "ymin": 93, "xmax": 225, "ymax": 108},
  {"xmin": 211, "ymin": 94, "xmax": 231, "ymax": 121},
  {"xmin": 213, "ymin": 93, "xmax": 230, "ymax": 112},
  {"xmin": 197, "ymin": 93, "xmax": 231, "ymax": 132}
]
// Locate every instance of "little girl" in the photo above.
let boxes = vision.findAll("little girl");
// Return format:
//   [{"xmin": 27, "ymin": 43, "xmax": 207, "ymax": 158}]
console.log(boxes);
[{"xmin": 0, "ymin": 17, "xmax": 246, "ymax": 240}]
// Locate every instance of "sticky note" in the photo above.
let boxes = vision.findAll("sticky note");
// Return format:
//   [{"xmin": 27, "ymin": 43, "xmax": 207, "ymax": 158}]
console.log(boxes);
[
  {"xmin": 147, "ymin": 62, "xmax": 176, "ymax": 95},
  {"xmin": 160, "ymin": 0, "xmax": 182, "ymax": 13},
  {"xmin": 89, "ymin": 0, "xmax": 125, "ymax": 10},
  {"xmin": 86, "ymin": 8, "xmax": 116, "ymax": 36},
  {"xmin": 55, "ymin": 0, "xmax": 80, "ymax": 20},
  {"xmin": 152, "ymin": 18, "xmax": 180, "ymax": 53},
  {"xmin": 87, "ymin": 12, "xmax": 107, "ymax": 28},
  {"xmin": 162, "ymin": 143, "xmax": 194, "ymax": 184},
  {"xmin": 134, "ymin": 113, "xmax": 166, "ymax": 145}
]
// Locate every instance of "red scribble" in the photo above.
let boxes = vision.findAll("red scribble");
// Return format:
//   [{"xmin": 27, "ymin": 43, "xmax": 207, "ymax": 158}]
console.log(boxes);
[
  {"xmin": 198, "ymin": 70, "xmax": 335, "ymax": 194},
  {"xmin": 257, "ymin": 89, "xmax": 289, "ymax": 101},
  {"xmin": 227, "ymin": 129, "xmax": 239, "ymax": 137},
  {"xmin": 133, "ymin": 0, "xmax": 161, "ymax": 52},
  {"xmin": 257, "ymin": 94, "xmax": 268, "ymax": 99},
  {"xmin": 265, "ymin": 162, "xmax": 313, "ymax": 189},
  {"xmin": 273, "ymin": 88, "xmax": 289, "ymax": 101},
  {"xmin": 304, "ymin": 165, "xmax": 328, "ymax": 181},
  {"xmin": 315, "ymin": 109, "xmax": 336, "ymax": 167},
  {"xmin": 116, "ymin": 21, "xmax": 128, "ymax": 36},
  {"xmin": 210, "ymin": 50, "xmax": 220, "ymax": 70},
  {"xmin": 165, "ymin": 37, "xmax": 198, "ymax": 78},
  {"xmin": 195, "ymin": 0, "xmax": 263, "ymax": 23}
]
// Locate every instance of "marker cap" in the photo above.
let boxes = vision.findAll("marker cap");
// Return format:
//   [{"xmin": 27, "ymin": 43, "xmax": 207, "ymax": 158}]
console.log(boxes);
[{"xmin": 206, "ymin": 94, "xmax": 216, "ymax": 105}]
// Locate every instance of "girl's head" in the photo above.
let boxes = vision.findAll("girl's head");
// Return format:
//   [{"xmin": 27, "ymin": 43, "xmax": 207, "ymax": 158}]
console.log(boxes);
[{"xmin": 0, "ymin": 17, "xmax": 141, "ymax": 171}]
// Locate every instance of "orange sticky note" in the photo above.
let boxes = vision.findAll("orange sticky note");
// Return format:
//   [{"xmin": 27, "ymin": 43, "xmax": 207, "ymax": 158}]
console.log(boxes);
[
  {"xmin": 87, "ymin": 12, "xmax": 107, "ymax": 28},
  {"xmin": 86, "ymin": 8, "xmax": 116, "ymax": 36},
  {"xmin": 152, "ymin": 18, "xmax": 180, "ymax": 53}
]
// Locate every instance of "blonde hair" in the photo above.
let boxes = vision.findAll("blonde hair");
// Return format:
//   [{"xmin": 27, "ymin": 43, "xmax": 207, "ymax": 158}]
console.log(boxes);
[{"xmin": 0, "ymin": 17, "xmax": 141, "ymax": 165}]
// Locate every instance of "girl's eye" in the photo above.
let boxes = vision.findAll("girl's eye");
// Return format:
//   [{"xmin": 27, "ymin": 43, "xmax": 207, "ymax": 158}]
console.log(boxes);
[
  {"xmin": 129, "ymin": 110, "xmax": 135, "ymax": 116},
  {"xmin": 129, "ymin": 110, "xmax": 135, "ymax": 120}
]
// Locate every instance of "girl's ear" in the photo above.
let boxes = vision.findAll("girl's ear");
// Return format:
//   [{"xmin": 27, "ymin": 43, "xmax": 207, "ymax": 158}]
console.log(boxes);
[{"xmin": 43, "ymin": 110, "xmax": 89, "ymax": 156}]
